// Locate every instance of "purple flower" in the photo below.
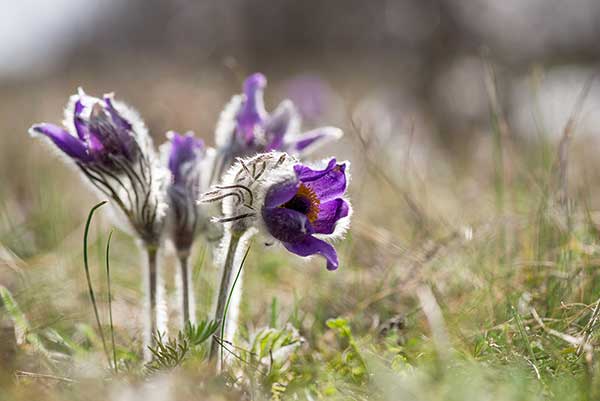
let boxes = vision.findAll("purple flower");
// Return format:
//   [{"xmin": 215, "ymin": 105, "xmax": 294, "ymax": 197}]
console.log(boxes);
[
  {"xmin": 262, "ymin": 158, "xmax": 350, "ymax": 270},
  {"xmin": 30, "ymin": 88, "xmax": 140, "ymax": 167},
  {"xmin": 213, "ymin": 73, "xmax": 343, "ymax": 181},
  {"xmin": 200, "ymin": 152, "xmax": 351, "ymax": 271},
  {"xmin": 29, "ymin": 88, "xmax": 166, "ymax": 245},
  {"xmin": 168, "ymin": 131, "xmax": 205, "ymax": 187},
  {"xmin": 165, "ymin": 131, "xmax": 208, "ymax": 252}
]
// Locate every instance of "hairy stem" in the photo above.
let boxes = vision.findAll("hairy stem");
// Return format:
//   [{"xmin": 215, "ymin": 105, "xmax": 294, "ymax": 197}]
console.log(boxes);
[
  {"xmin": 209, "ymin": 231, "xmax": 243, "ymax": 363},
  {"xmin": 142, "ymin": 244, "xmax": 165, "ymax": 361},
  {"xmin": 178, "ymin": 254, "xmax": 195, "ymax": 326},
  {"xmin": 147, "ymin": 246, "xmax": 158, "ymax": 346}
]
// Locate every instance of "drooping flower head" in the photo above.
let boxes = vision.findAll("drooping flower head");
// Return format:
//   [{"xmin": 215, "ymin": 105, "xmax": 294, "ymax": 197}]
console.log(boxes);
[
  {"xmin": 163, "ymin": 131, "xmax": 211, "ymax": 253},
  {"xmin": 29, "ymin": 88, "xmax": 167, "ymax": 244},
  {"xmin": 201, "ymin": 152, "xmax": 351, "ymax": 270},
  {"xmin": 212, "ymin": 73, "xmax": 343, "ymax": 182}
]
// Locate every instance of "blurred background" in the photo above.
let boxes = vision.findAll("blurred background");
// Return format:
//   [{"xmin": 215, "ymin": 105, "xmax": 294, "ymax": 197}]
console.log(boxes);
[
  {"xmin": 3, "ymin": 0, "xmax": 600, "ymax": 192},
  {"xmin": 5, "ymin": 0, "xmax": 600, "ymax": 145},
  {"xmin": 4, "ymin": 0, "xmax": 600, "ymax": 168}
]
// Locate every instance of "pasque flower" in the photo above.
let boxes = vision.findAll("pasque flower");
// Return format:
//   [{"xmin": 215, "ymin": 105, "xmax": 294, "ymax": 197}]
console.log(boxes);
[
  {"xmin": 163, "ymin": 131, "xmax": 212, "ymax": 326},
  {"xmin": 165, "ymin": 131, "xmax": 209, "ymax": 252},
  {"xmin": 212, "ymin": 73, "xmax": 343, "ymax": 181},
  {"xmin": 261, "ymin": 157, "xmax": 351, "ymax": 270},
  {"xmin": 202, "ymin": 152, "xmax": 351, "ymax": 270},
  {"xmin": 29, "ymin": 88, "xmax": 168, "ymax": 359},
  {"xmin": 201, "ymin": 152, "xmax": 351, "ymax": 367},
  {"xmin": 29, "ymin": 88, "xmax": 167, "ymax": 244}
]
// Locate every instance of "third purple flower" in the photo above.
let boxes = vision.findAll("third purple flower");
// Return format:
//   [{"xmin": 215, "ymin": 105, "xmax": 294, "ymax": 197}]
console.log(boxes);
[{"xmin": 212, "ymin": 73, "xmax": 343, "ymax": 181}]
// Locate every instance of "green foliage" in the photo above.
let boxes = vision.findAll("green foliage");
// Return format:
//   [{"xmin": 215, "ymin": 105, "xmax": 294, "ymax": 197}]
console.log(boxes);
[
  {"xmin": 184, "ymin": 319, "xmax": 220, "ymax": 347},
  {"xmin": 145, "ymin": 320, "xmax": 218, "ymax": 373},
  {"xmin": 326, "ymin": 318, "xmax": 368, "ymax": 383}
]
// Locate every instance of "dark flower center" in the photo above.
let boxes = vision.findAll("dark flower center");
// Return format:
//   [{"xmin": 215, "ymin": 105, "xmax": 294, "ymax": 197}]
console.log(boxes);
[{"xmin": 282, "ymin": 183, "xmax": 320, "ymax": 222}]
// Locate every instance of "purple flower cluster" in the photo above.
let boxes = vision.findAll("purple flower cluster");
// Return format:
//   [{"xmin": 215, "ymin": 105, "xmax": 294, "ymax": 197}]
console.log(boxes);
[
  {"xmin": 29, "ymin": 73, "xmax": 352, "ymax": 350},
  {"xmin": 30, "ymin": 74, "xmax": 351, "ymax": 270}
]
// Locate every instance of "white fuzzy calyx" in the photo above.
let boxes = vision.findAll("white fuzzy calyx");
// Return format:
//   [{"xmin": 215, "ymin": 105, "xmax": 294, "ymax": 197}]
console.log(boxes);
[{"xmin": 199, "ymin": 152, "xmax": 297, "ymax": 235}]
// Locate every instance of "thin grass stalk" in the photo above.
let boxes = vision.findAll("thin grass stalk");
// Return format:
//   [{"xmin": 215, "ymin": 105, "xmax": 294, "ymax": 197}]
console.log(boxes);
[
  {"xmin": 555, "ymin": 73, "xmax": 595, "ymax": 208},
  {"xmin": 105, "ymin": 230, "xmax": 118, "ymax": 373},
  {"xmin": 83, "ymin": 201, "xmax": 111, "ymax": 367}
]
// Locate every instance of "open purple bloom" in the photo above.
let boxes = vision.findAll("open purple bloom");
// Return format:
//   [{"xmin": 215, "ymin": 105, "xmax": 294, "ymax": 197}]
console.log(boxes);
[
  {"xmin": 29, "ymin": 88, "xmax": 166, "ymax": 245},
  {"xmin": 213, "ymin": 73, "xmax": 343, "ymax": 182},
  {"xmin": 262, "ymin": 158, "xmax": 350, "ymax": 270},
  {"xmin": 165, "ymin": 131, "xmax": 208, "ymax": 252},
  {"xmin": 200, "ymin": 152, "xmax": 351, "ymax": 271}
]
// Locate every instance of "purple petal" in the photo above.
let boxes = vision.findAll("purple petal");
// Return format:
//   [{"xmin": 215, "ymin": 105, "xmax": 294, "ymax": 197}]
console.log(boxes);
[
  {"xmin": 294, "ymin": 158, "xmax": 337, "ymax": 182},
  {"xmin": 283, "ymin": 235, "xmax": 339, "ymax": 271},
  {"xmin": 291, "ymin": 127, "xmax": 342, "ymax": 153},
  {"xmin": 73, "ymin": 100, "xmax": 88, "ymax": 140},
  {"xmin": 30, "ymin": 123, "xmax": 91, "ymax": 162},
  {"xmin": 264, "ymin": 100, "xmax": 297, "ymax": 151},
  {"xmin": 104, "ymin": 95, "xmax": 133, "ymax": 131},
  {"xmin": 295, "ymin": 159, "xmax": 348, "ymax": 202},
  {"xmin": 87, "ymin": 103, "xmax": 136, "ymax": 160},
  {"xmin": 168, "ymin": 131, "xmax": 204, "ymax": 184},
  {"xmin": 262, "ymin": 207, "xmax": 313, "ymax": 244},
  {"xmin": 74, "ymin": 99, "xmax": 85, "ymax": 116},
  {"xmin": 236, "ymin": 73, "xmax": 268, "ymax": 144},
  {"xmin": 243, "ymin": 72, "xmax": 267, "ymax": 95},
  {"xmin": 312, "ymin": 198, "xmax": 350, "ymax": 234},
  {"xmin": 74, "ymin": 116, "xmax": 91, "ymax": 143},
  {"xmin": 264, "ymin": 178, "xmax": 299, "ymax": 208}
]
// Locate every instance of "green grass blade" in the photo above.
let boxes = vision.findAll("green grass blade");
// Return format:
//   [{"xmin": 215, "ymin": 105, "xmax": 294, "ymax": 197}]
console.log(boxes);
[
  {"xmin": 105, "ymin": 230, "xmax": 118, "ymax": 373},
  {"xmin": 83, "ymin": 200, "xmax": 110, "ymax": 367}
]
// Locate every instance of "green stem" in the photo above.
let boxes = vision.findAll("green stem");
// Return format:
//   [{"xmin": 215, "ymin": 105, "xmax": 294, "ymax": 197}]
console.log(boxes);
[
  {"xmin": 209, "ymin": 232, "xmax": 242, "ymax": 362},
  {"xmin": 179, "ymin": 254, "xmax": 191, "ymax": 326},
  {"xmin": 219, "ymin": 245, "xmax": 250, "ymax": 367},
  {"xmin": 144, "ymin": 244, "xmax": 159, "ymax": 361}
]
